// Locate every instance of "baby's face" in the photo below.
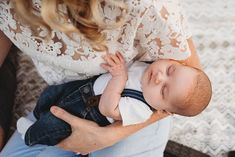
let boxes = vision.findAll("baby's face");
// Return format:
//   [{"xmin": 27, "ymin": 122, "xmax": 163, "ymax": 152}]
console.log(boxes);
[{"xmin": 141, "ymin": 59, "xmax": 197, "ymax": 113}]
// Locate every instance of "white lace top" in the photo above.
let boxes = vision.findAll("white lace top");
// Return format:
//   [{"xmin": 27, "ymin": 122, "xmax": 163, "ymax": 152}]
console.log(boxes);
[{"xmin": 0, "ymin": 0, "xmax": 192, "ymax": 85}]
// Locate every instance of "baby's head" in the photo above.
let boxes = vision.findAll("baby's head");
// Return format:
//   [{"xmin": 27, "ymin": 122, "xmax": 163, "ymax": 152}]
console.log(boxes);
[{"xmin": 141, "ymin": 59, "xmax": 212, "ymax": 116}]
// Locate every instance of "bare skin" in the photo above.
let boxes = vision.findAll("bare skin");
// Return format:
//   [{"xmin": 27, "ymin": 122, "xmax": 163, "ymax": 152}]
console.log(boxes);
[
  {"xmin": 0, "ymin": 28, "xmax": 201, "ymax": 154},
  {"xmin": 51, "ymin": 106, "xmax": 170, "ymax": 154},
  {"xmin": 181, "ymin": 38, "xmax": 202, "ymax": 70},
  {"xmin": 98, "ymin": 52, "xmax": 127, "ymax": 120},
  {"xmin": 51, "ymin": 37, "xmax": 202, "ymax": 154}
]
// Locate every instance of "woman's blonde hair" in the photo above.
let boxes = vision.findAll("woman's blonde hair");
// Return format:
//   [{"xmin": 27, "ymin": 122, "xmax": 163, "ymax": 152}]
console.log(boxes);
[{"xmin": 12, "ymin": 0, "xmax": 127, "ymax": 51}]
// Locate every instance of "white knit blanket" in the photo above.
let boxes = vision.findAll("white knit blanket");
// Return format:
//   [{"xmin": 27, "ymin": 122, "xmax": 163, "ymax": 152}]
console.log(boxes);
[{"xmin": 170, "ymin": 1, "xmax": 235, "ymax": 157}]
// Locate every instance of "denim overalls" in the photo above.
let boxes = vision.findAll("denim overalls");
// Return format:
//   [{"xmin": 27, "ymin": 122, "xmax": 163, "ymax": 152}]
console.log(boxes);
[{"xmin": 25, "ymin": 76, "xmax": 153, "ymax": 146}]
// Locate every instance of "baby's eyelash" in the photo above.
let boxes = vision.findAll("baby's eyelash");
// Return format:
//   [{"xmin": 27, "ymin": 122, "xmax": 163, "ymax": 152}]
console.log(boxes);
[
  {"xmin": 166, "ymin": 65, "xmax": 172, "ymax": 76},
  {"xmin": 167, "ymin": 65, "xmax": 175, "ymax": 76},
  {"xmin": 161, "ymin": 85, "xmax": 166, "ymax": 99}
]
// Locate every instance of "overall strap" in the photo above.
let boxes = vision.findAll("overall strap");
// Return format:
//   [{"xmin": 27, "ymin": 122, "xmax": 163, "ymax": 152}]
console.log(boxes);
[{"xmin": 121, "ymin": 89, "xmax": 154, "ymax": 111}]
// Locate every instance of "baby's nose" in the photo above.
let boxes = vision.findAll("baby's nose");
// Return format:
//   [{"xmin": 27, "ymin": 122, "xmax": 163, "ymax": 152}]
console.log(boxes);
[{"xmin": 155, "ymin": 71, "xmax": 164, "ymax": 84}]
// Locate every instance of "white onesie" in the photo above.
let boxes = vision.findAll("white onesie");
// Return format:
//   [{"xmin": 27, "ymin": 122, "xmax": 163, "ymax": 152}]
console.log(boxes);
[{"xmin": 93, "ymin": 61, "xmax": 153, "ymax": 126}]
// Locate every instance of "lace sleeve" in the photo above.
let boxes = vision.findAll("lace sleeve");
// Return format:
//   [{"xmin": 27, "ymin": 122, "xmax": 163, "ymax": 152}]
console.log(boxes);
[{"xmin": 135, "ymin": 0, "xmax": 192, "ymax": 61}]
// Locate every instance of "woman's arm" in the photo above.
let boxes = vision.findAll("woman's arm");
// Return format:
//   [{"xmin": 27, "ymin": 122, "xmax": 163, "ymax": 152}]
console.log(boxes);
[
  {"xmin": 179, "ymin": 38, "xmax": 202, "ymax": 70},
  {"xmin": 50, "ymin": 106, "xmax": 169, "ymax": 154},
  {"xmin": 50, "ymin": 39, "xmax": 200, "ymax": 154},
  {"xmin": 0, "ymin": 30, "xmax": 12, "ymax": 67}
]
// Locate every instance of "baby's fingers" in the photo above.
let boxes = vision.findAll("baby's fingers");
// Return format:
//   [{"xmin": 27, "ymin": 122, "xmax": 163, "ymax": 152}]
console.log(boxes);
[
  {"xmin": 109, "ymin": 53, "xmax": 121, "ymax": 64},
  {"xmin": 100, "ymin": 63, "xmax": 112, "ymax": 72},
  {"xmin": 102, "ymin": 55, "xmax": 116, "ymax": 66},
  {"xmin": 116, "ymin": 52, "xmax": 125, "ymax": 63}
]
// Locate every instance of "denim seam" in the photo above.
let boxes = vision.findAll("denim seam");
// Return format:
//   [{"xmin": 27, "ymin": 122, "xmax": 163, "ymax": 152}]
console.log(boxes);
[
  {"xmin": 27, "ymin": 128, "xmax": 71, "ymax": 146},
  {"xmin": 61, "ymin": 97, "xmax": 82, "ymax": 106},
  {"xmin": 63, "ymin": 88, "xmax": 81, "ymax": 101}
]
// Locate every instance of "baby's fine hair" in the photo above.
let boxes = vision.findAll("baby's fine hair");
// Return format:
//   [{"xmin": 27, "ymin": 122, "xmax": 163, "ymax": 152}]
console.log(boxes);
[{"xmin": 174, "ymin": 68, "xmax": 212, "ymax": 117}]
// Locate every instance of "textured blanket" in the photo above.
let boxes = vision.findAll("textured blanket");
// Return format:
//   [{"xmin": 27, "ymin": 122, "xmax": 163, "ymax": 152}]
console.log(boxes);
[{"xmin": 170, "ymin": 1, "xmax": 235, "ymax": 157}]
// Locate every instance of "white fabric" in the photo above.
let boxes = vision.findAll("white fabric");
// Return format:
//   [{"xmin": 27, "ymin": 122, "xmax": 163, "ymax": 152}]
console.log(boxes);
[
  {"xmin": 118, "ymin": 97, "xmax": 153, "ymax": 126},
  {"xmin": 0, "ymin": 0, "xmax": 191, "ymax": 86},
  {"xmin": 16, "ymin": 117, "xmax": 34, "ymax": 140},
  {"xmin": 94, "ymin": 61, "xmax": 153, "ymax": 126}
]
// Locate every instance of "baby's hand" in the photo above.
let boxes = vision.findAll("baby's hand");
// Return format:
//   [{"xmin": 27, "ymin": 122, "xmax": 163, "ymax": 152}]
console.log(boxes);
[{"xmin": 101, "ymin": 52, "xmax": 127, "ymax": 80}]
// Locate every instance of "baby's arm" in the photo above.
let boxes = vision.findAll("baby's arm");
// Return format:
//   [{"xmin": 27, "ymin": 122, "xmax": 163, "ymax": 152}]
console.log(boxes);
[{"xmin": 99, "ymin": 52, "xmax": 127, "ymax": 120}]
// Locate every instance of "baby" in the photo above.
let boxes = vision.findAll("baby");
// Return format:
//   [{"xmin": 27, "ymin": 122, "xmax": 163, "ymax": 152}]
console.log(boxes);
[{"xmin": 17, "ymin": 52, "xmax": 212, "ymax": 146}]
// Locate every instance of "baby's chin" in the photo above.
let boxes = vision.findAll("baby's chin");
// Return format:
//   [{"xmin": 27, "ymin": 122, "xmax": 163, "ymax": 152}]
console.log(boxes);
[{"xmin": 144, "ymin": 99, "xmax": 158, "ymax": 110}]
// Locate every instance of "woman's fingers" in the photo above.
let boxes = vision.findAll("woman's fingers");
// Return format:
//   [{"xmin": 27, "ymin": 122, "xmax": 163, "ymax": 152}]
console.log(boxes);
[
  {"xmin": 157, "ymin": 110, "xmax": 171, "ymax": 118},
  {"xmin": 50, "ymin": 106, "xmax": 80, "ymax": 126},
  {"xmin": 50, "ymin": 106, "xmax": 98, "ymax": 127},
  {"xmin": 150, "ymin": 110, "xmax": 170, "ymax": 122},
  {"xmin": 100, "ymin": 63, "xmax": 112, "ymax": 72},
  {"xmin": 52, "ymin": 106, "xmax": 103, "ymax": 154}
]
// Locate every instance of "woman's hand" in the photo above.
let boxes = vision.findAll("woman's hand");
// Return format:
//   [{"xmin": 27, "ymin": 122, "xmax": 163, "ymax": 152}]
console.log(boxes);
[
  {"xmin": 50, "ymin": 106, "xmax": 170, "ymax": 154},
  {"xmin": 50, "ymin": 106, "xmax": 110, "ymax": 155}
]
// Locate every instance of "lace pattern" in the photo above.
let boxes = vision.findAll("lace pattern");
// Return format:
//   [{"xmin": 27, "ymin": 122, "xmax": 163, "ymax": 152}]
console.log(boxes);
[{"xmin": 0, "ymin": 0, "xmax": 191, "ymax": 84}]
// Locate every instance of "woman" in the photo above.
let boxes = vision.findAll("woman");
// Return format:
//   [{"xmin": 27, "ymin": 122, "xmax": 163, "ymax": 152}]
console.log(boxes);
[{"xmin": 0, "ymin": 0, "xmax": 201, "ymax": 157}]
